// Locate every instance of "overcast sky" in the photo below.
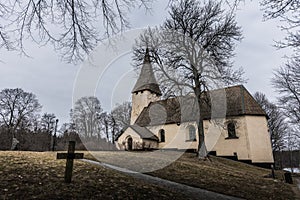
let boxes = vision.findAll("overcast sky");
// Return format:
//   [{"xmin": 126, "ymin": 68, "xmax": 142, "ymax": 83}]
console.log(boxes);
[{"xmin": 0, "ymin": 1, "xmax": 292, "ymax": 125}]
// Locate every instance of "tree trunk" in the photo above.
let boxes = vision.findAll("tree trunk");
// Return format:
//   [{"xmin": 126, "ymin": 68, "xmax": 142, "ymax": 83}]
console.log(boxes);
[
  {"xmin": 195, "ymin": 91, "xmax": 208, "ymax": 159},
  {"xmin": 197, "ymin": 118, "xmax": 207, "ymax": 159},
  {"xmin": 105, "ymin": 122, "xmax": 109, "ymax": 142},
  {"xmin": 8, "ymin": 127, "xmax": 18, "ymax": 150},
  {"xmin": 289, "ymin": 150, "xmax": 294, "ymax": 174}
]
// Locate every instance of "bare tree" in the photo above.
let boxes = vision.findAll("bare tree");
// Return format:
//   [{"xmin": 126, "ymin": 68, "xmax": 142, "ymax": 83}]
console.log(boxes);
[
  {"xmin": 0, "ymin": 88, "xmax": 42, "ymax": 148},
  {"xmin": 71, "ymin": 96, "xmax": 102, "ymax": 138},
  {"xmin": 272, "ymin": 57, "xmax": 300, "ymax": 131},
  {"xmin": 253, "ymin": 92, "xmax": 288, "ymax": 152},
  {"xmin": 40, "ymin": 113, "xmax": 57, "ymax": 134},
  {"xmin": 261, "ymin": 1, "xmax": 300, "ymax": 154},
  {"xmin": 134, "ymin": 0, "xmax": 243, "ymax": 158},
  {"xmin": 261, "ymin": 0, "xmax": 300, "ymax": 52},
  {"xmin": 110, "ymin": 101, "xmax": 131, "ymax": 143},
  {"xmin": 0, "ymin": 0, "xmax": 153, "ymax": 63},
  {"xmin": 110, "ymin": 101, "xmax": 131, "ymax": 128}
]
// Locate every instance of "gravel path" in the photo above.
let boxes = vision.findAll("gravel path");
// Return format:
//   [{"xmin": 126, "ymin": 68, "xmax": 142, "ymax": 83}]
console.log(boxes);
[{"xmin": 81, "ymin": 159, "xmax": 243, "ymax": 200}]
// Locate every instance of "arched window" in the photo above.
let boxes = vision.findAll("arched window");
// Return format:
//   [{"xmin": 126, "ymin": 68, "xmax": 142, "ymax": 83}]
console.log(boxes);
[
  {"xmin": 227, "ymin": 122, "xmax": 238, "ymax": 139},
  {"xmin": 188, "ymin": 126, "xmax": 196, "ymax": 141},
  {"xmin": 159, "ymin": 129, "xmax": 165, "ymax": 142}
]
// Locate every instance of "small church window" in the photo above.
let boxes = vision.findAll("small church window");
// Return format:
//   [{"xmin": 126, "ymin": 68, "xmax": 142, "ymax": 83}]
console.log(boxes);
[
  {"xmin": 187, "ymin": 126, "xmax": 196, "ymax": 141},
  {"xmin": 227, "ymin": 122, "xmax": 238, "ymax": 139},
  {"xmin": 159, "ymin": 129, "xmax": 165, "ymax": 142}
]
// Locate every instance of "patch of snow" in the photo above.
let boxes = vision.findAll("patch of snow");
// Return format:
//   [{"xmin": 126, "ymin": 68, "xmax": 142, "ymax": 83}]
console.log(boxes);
[{"xmin": 283, "ymin": 168, "xmax": 300, "ymax": 173}]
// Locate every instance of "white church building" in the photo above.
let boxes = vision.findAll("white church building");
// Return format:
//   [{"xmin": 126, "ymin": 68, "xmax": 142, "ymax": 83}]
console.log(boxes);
[{"xmin": 115, "ymin": 50, "xmax": 274, "ymax": 168}]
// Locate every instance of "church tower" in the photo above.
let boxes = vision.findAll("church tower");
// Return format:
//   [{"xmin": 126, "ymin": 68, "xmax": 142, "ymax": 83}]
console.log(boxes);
[{"xmin": 130, "ymin": 48, "xmax": 161, "ymax": 124}]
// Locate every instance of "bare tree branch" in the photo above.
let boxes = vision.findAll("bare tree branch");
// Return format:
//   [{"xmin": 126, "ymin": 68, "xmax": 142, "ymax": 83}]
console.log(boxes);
[
  {"xmin": 0, "ymin": 0, "xmax": 153, "ymax": 63},
  {"xmin": 261, "ymin": 0, "xmax": 300, "ymax": 53},
  {"xmin": 272, "ymin": 57, "xmax": 300, "ymax": 131}
]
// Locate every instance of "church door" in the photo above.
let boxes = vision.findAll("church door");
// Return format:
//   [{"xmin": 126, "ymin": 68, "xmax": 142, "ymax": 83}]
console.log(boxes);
[{"xmin": 127, "ymin": 137, "xmax": 133, "ymax": 151}]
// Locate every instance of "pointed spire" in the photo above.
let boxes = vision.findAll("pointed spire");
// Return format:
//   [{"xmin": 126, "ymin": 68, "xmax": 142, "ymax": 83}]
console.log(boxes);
[
  {"xmin": 132, "ymin": 48, "xmax": 162, "ymax": 95},
  {"xmin": 144, "ymin": 47, "xmax": 150, "ymax": 63}
]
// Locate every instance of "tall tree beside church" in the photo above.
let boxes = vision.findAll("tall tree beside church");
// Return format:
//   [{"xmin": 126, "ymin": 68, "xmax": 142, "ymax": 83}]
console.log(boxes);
[
  {"xmin": 253, "ymin": 92, "xmax": 288, "ymax": 152},
  {"xmin": 134, "ymin": 0, "xmax": 243, "ymax": 158},
  {"xmin": 0, "ymin": 88, "xmax": 42, "ymax": 144},
  {"xmin": 71, "ymin": 96, "xmax": 103, "ymax": 138}
]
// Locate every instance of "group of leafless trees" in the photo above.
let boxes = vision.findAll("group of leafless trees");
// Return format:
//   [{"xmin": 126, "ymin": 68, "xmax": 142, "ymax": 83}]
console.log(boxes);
[
  {"xmin": 263, "ymin": 57, "xmax": 300, "ymax": 168},
  {"xmin": 261, "ymin": 1, "xmax": 300, "ymax": 153},
  {"xmin": 251, "ymin": 1, "xmax": 300, "ymax": 169},
  {"xmin": 0, "ymin": 88, "xmax": 131, "ymax": 151},
  {"xmin": 70, "ymin": 96, "xmax": 131, "ymax": 146},
  {"xmin": 0, "ymin": 88, "xmax": 57, "ymax": 150}
]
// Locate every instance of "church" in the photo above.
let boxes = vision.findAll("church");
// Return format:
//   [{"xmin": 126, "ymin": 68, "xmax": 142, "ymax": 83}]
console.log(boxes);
[{"xmin": 115, "ymin": 50, "xmax": 274, "ymax": 168}]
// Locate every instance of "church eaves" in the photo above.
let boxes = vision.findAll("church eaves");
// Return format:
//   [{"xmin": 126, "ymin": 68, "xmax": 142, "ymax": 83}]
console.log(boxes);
[{"xmin": 132, "ymin": 48, "xmax": 162, "ymax": 95}]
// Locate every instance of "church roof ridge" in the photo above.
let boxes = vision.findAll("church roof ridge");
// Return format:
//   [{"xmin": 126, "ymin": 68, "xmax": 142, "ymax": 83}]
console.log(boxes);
[
  {"xmin": 134, "ymin": 84, "xmax": 267, "ymax": 127},
  {"xmin": 132, "ymin": 48, "xmax": 162, "ymax": 95},
  {"xmin": 114, "ymin": 124, "xmax": 158, "ymax": 141}
]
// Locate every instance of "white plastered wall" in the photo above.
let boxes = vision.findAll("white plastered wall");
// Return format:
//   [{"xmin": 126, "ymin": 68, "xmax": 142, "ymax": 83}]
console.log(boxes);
[
  {"xmin": 206, "ymin": 117, "xmax": 252, "ymax": 160},
  {"xmin": 244, "ymin": 116, "xmax": 274, "ymax": 163},
  {"xmin": 147, "ymin": 122, "xmax": 199, "ymax": 150},
  {"xmin": 206, "ymin": 116, "xmax": 274, "ymax": 163},
  {"xmin": 117, "ymin": 115, "xmax": 274, "ymax": 164}
]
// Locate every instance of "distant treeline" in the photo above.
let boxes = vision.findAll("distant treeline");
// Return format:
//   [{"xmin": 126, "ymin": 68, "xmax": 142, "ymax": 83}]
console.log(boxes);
[
  {"xmin": 0, "ymin": 128, "xmax": 116, "ymax": 151},
  {"xmin": 0, "ymin": 88, "xmax": 132, "ymax": 152},
  {"xmin": 274, "ymin": 150, "xmax": 300, "ymax": 169}
]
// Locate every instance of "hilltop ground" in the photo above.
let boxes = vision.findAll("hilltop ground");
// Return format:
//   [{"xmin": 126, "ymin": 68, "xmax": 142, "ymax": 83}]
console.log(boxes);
[{"xmin": 0, "ymin": 151, "xmax": 298, "ymax": 199}]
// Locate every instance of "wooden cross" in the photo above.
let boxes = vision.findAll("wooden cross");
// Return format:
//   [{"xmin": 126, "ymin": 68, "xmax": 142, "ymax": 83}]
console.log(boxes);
[{"xmin": 57, "ymin": 141, "xmax": 84, "ymax": 183}]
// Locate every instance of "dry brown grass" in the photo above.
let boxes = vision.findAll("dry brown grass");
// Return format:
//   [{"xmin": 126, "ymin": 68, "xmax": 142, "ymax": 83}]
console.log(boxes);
[
  {"xmin": 0, "ymin": 151, "xmax": 187, "ymax": 199},
  {"xmin": 148, "ymin": 153, "xmax": 296, "ymax": 200},
  {"xmin": 84, "ymin": 151, "xmax": 297, "ymax": 200},
  {"xmin": 1, "ymin": 151, "xmax": 297, "ymax": 200}
]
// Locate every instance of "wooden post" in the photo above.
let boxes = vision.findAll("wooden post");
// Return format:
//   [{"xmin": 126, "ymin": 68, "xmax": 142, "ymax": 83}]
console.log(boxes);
[
  {"xmin": 271, "ymin": 164, "xmax": 275, "ymax": 179},
  {"xmin": 52, "ymin": 119, "xmax": 59, "ymax": 151},
  {"xmin": 65, "ymin": 141, "xmax": 75, "ymax": 183},
  {"xmin": 57, "ymin": 141, "xmax": 84, "ymax": 183}
]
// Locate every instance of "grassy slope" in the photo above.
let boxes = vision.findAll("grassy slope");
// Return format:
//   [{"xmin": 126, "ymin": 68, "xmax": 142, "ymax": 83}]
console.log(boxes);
[
  {"xmin": 0, "ymin": 151, "xmax": 297, "ymax": 200},
  {"xmin": 84, "ymin": 151, "xmax": 297, "ymax": 200},
  {"xmin": 0, "ymin": 151, "xmax": 187, "ymax": 199},
  {"xmin": 148, "ymin": 153, "xmax": 296, "ymax": 200}
]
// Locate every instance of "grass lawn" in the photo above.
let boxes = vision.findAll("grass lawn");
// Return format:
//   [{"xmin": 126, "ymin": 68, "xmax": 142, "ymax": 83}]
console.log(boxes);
[
  {"xmin": 84, "ymin": 151, "xmax": 298, "ymax": 200},
  {"xmin": 0, "ymin": 151, "xmax": 187, "ymax": 199},
  {"xmin": 0, "ymin": 151, "xmax": 298, "ymax": 200},
  {"xmin": 148, "ymin": 153, "xmax": 297, "ymax": 200}
]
